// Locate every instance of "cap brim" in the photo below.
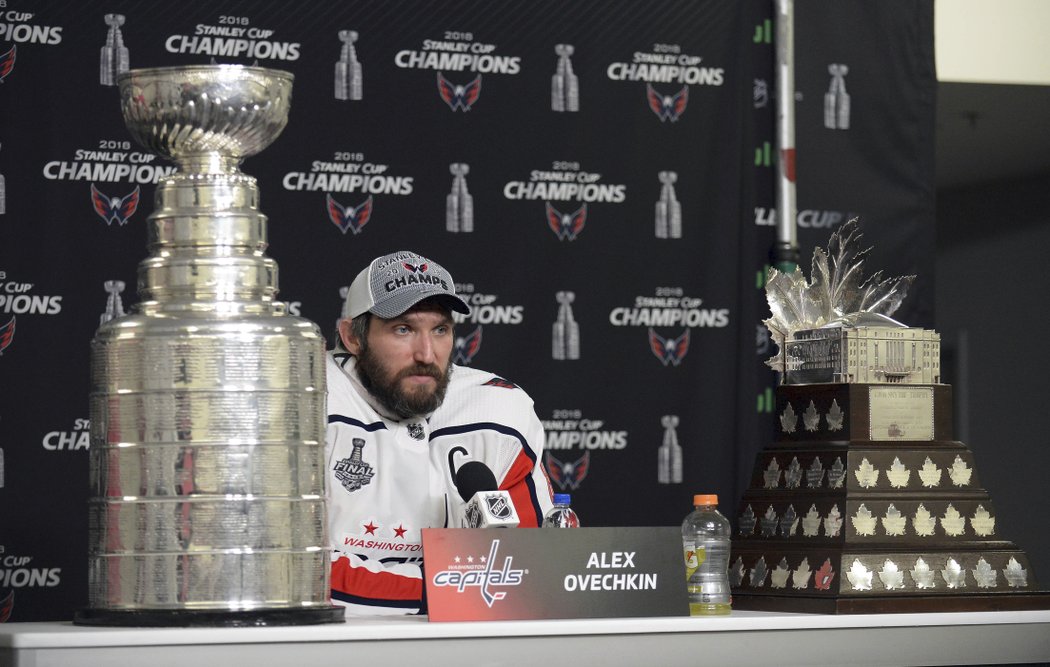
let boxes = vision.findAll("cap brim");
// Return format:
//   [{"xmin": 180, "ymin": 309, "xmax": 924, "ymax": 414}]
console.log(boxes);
[{"xmin": 370, "ymin": 291, "xmax": 472, "ymax": 319}]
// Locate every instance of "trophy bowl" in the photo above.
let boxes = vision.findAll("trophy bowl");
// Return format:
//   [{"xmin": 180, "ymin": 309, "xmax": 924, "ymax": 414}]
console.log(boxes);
[{"xmin": 117, "ymin": 65, "xmax": 293, "ymax": 162}]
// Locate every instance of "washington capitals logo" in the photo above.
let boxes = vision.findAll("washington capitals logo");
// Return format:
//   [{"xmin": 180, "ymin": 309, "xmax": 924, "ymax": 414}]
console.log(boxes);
[
  {"xmin": 0, "ymin": 316, "xmax": 14, "ymax": 356},
  {"xmin": 0, "ymin": 45, "xmax": 16, "ymax": 83},
  {"xmin": 402, "ymin": 261, "xmax": 429, "ymax": 273},
  {"xmin": 545, "ymin": 202, "xmax": 586, "ymax": 241},
  {"xmin": 327, "ymin": 193, "xmax": 373, "ymax": 234},
  {"xmin": 0, "ymin": 590, "xmax": 13, "ymax": 623},
  {"xmin": 437, "ymin": 72, "xmax": 482, "ymax": 111},
  {"xmin": 646, "ymin": 83, "xmax": 688, "ymax": 122},
  {"xmin": 648, "ymin": 327, "xmax": 690, "ymax": 366},
  {"xmin": 453, "ymin": 325, "xmax": 482, "ymax": 365},
  {"xmin": 545, "ymin": 451, "xmax": 590, "ymax": 491},
  {"xmin": 90, "ymin": 184, "xmax": 140, "ymax": 226}
]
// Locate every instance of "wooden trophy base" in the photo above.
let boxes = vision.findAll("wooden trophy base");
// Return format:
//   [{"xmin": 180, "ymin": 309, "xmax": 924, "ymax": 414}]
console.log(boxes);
[{"xmin": 731, "ymin": 383, "xmax": 1048, "ymax": 613}]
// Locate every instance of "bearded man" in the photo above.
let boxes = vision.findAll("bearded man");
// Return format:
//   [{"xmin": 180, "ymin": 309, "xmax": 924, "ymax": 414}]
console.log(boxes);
[{"xmin": 326, "ymin": 250, "xmax": 553, "ymax": 616}]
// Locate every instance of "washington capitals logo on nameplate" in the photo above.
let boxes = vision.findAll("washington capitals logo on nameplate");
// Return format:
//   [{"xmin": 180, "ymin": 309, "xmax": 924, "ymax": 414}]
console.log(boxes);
[
  {"xmin": 646, "ymin": 83, "xmax": 688, "ymax": 122},
  {"xmin": 334, "ymin": 438, "xmax": 375, "ymax": 492},
  {"xmin": 648, "ymin": 327, "xmax": 690, "ymax": 366},
  {"xmin": 437, "ymin": 72, "xmax": 482, "ymax": 111},
  {"xmin": 90, "ymin": 184, "xmax": 140, "ymax": 226},
  {"xmin": 327, "ymin": 193, "xmax": 373, "ymax": 234}
]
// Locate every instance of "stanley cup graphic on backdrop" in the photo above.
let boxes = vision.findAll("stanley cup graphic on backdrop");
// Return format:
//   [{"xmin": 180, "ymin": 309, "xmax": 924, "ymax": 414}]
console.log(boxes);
[
  {"xmin": 446, "ymin": 163, "xmax": 474, "ymax": 232},
  {"xmin": 552, "ymin": 291, "xmax": 580, "ymax": 360},
  {"xmin": 551, "ymin": 44, "xmax": 579, "ymax": 112},
  {"xmin": 654, "ymin": 171, "xmax": 682, "ymax": 239},
  {"xmin": 824, "ymin": 64, "xmax": 851, "ymax": 130},
  {"xmin": 334, "ymin": 30, "xmax": 363, "ymax": 101},
  {"xmin": 99, "ymin": 14, "xmax": 129, "ymax": 87},
  {"xmin": 658, "ymin": 415, "xmax": 683, "ymax": 484},
  {"xmin": 76, "ymin": 66, "xmax": 341, "ymax": 626},
  {"xmin": 99, "ymin": 280, "xmax": 125, "ymax": 326}
]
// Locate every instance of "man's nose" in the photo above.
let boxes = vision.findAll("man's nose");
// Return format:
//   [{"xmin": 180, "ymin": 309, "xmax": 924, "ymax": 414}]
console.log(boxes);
[{"xmin": 413, "ymin": 334, "xmax": 436, "ymax": 364}]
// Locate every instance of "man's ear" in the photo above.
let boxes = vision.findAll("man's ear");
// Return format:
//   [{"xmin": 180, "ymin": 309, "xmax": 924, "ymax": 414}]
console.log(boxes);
[{"xmin": 338, "ymin": 319, "xmax": 362, "ymax": 355}]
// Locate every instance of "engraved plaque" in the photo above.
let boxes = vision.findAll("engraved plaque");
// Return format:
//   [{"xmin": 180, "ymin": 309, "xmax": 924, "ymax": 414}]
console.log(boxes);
[{"xmin": 869, "ymin": 386, "xmax": 934, "ymax": 441}]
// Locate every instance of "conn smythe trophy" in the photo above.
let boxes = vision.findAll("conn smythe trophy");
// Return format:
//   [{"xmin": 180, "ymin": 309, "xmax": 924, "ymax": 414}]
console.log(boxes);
[
  {"xmin": 731, "ymin": 219, "xmax": 1045, "ymax": 612},
  {"xmin": 75, "ymin": 66, "xmax": 341, "ymax": 626}
]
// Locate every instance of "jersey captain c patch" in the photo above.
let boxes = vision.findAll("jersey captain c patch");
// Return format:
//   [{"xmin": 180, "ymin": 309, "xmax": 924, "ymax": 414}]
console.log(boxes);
[{"xmin": 334, "ymin": 437, "xmax": 376, "ymax": 492}]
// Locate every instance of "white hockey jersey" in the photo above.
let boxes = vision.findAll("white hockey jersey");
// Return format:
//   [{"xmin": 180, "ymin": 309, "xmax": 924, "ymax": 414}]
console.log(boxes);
[{"xmin": 325, "ymin": 351, "xmax": 553, "ymax": 616}]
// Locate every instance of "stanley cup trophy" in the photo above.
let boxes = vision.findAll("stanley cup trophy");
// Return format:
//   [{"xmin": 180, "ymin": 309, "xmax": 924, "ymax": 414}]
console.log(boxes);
[
  {"xmin": 74, "ymin": 65, "xmax": 342, "ymax": 626},
  {"xmin": 730, "ymin": 219, "xmax": 1047, "ymax": 613}
]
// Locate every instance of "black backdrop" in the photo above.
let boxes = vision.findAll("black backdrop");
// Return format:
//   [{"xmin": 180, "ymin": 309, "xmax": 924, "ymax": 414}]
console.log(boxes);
[{"xmin": 0, "ymin": 0, "xmax": 934, "ymax": 621}]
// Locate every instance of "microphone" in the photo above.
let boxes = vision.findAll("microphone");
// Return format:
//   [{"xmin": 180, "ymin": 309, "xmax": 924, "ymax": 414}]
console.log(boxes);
[{"xmin": 454, "ymin": 460, "xmax": 519, "ymax": 529}]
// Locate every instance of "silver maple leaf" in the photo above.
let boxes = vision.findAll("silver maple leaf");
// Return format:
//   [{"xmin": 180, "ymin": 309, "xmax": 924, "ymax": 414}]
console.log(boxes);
[{"xmin": 763, "ymin": 218, "xmax": 916, "ymax": 373}]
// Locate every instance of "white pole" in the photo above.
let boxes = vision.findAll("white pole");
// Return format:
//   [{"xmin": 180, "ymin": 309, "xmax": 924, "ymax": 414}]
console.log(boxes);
[{"xmin": 772, "ymin": 0, "xmax": 799, "ymax": 273}]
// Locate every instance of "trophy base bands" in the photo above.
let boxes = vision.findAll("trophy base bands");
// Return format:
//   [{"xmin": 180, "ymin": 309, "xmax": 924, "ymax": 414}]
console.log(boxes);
[
  {"xmin": 731, "ymin": 590, "xmax": 1050, "ymax": 614},
  {"xmin": 72, "ymin": 605, "xmax": 345, "ymax": 627}
]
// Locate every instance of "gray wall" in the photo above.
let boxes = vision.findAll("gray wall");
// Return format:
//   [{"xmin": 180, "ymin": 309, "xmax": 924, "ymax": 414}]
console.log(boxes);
[{"xmin": 935, "ymin": 171, "xmax": 1050, "ymax": 582}]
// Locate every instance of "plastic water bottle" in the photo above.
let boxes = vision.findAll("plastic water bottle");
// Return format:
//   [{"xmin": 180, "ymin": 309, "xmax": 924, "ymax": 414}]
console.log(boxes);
[
  {"xmin": 681, "ymin": 494, "xmax": 731, "ymax": 615},
  {"xmin": 542, "ymin": 493, "xmax": 580, "ymax": 527}
]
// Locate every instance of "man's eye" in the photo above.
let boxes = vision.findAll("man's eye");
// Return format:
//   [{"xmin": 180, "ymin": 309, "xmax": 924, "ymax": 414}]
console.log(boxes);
[
  {"xmin": 394, "ymin": 326, "xmax": 411, "ymax": 334},
  {"xmin": 434, "ymin": 326, "xmax": 450, "ymax": 335}
]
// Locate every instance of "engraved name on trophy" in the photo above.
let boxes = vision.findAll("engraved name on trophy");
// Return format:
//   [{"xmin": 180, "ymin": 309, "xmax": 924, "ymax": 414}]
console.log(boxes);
[
  {"xmin": 552, "ymin": 291, "xmax": 580, "ymax": 360},
  {"xmin": 75, "ymin": 65, "xmax": 341, "ymax": 626},
  {"xmin": 654, "ymin": 171, "xmax": 681, "ymax": 239},
  {"xmin": 551, "ymin": 44, "xmax": 579, "ymax": 112},
  {"xmin": 731, "ymin": 219, "xmax": 1045, "ymax": 613},
  {"xmin": 446, "ymin": 163, "xmax": 473, "ymax": 233},
  {"xmin": 334, "ymin": 30, "xmax": 362, "ymax": 101},
  {"xmin": 100, "ymin": 14, "xmax": 130, "ymax": 87}
]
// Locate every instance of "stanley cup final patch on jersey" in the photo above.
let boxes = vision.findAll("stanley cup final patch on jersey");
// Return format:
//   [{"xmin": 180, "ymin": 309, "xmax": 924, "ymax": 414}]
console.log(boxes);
[{"xmin": 334, "ymin": 437, "xmax": 375, "ymax": 492}]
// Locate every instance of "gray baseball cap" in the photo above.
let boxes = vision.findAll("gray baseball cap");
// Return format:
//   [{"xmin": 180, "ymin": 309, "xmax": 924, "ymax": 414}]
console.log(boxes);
[{"xmin": 342, "ymin": 250, "xmax": 472, "ymax": 319}]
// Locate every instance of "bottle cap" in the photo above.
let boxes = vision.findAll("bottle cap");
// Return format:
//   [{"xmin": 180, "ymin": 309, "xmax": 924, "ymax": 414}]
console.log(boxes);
[
  {"xmin": 693, "ymin": 494, "xmax": 718, "ymax": 506},
  {"xmin": 553, "ymin": 493, "xmax": 571, "ymax": 505}
]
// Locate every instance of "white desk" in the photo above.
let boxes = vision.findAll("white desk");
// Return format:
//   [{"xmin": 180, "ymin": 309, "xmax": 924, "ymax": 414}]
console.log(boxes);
[{"xmin": 2, "ymin": 610, "xmax": 1049, "ymax": 667}]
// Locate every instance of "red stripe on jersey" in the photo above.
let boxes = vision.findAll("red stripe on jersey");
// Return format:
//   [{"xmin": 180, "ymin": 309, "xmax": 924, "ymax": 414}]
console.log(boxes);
[
  {"xmin": 331, "ymin": 555, "xmax": 422, "ymax": 602},
  {"xmin": 502, "ymin": 450, "xmax": 543, "ymax": 527}
]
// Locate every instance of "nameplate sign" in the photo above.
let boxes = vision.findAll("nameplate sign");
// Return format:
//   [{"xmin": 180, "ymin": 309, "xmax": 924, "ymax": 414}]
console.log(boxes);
[{"xmin": 421, "ymin": 526, "xmax": 688, "ymax": 622}]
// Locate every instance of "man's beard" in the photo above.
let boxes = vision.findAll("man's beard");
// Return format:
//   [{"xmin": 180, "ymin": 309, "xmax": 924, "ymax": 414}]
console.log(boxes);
[{"xmin": 356, "ymin": 346, "xmax": 453, "ymax": 419}]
